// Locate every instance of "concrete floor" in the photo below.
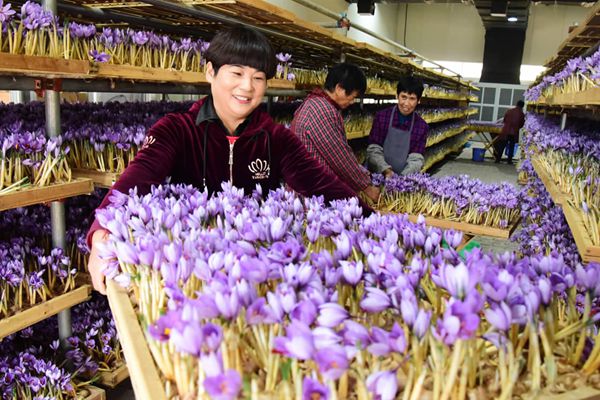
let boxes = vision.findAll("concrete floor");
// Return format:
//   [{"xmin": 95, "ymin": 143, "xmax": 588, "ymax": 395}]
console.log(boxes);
[{"xmin": 104, "ymin": 141, "xmax": 521, "ymax": 399}]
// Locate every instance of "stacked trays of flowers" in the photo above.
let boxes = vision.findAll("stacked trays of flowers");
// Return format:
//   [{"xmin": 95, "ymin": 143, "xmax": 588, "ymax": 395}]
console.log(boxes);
[
  {"xmin": 96, "ymin": 182, "xmax": 600, "ymax": 399},
  {"xmin": 423, "ymin": 131, "xmax": 474, "ymax": 171},
  {"xmin": 426, "ymin": 120, "xmax": 469, "ymax": 147},
  {"xmin": 525, "ymin": 114, "xmax": 600, "ymax": 249},
  {"xmin": 1, "ymin": 101, "xmax": 191, "ymax": 176},
  {"xmin": 0, "ymin": 294, "xmax": 122, "ymax": 398},
  {"xmin": 374, "ymin": 173, "xmax": 521, "ymax": 231},
  {"xmin": 0, "ymin": 118, "xmax": 72, "ymax": 194},
  {"xmin": 514, "ymin": 161, "xmax": 581, "ymax": 267},
  {"xmin": 526, "ymin": 48, "xmax": 600, "ymax": 102},
  {"xmin": 0, "ymin": 1, "xmax": 210, "ymax": 70}
]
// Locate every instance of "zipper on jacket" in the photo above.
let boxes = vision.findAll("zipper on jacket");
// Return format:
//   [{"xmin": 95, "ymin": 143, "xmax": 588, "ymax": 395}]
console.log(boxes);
[
  {"xmin": 225, "ymin": 136, "xmax": 239, "ymax": 185},
  {"xmin": 228, "ymin": 140, "xmax": 235, "ymax": 184}
]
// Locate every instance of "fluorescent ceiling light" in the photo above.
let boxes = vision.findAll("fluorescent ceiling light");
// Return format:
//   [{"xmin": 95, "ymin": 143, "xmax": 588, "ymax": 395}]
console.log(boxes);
[{"xmin": 507, "ymin": 16, "xmax": 518, "ymax": 22}]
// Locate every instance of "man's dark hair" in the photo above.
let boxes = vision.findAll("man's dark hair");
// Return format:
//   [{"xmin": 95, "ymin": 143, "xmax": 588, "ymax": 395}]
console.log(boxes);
[
  {"xmin": 396, "ymin": 76, "xmax": 425, "ymax": 99},
  {"xmin": 324, "ymin": 63, "xmax": 367, "ymax": 96},
  {"xmin": 517, "ymin": 100, "xmax": 525, "ymax": 108},
  {"xmin": 205, "ymin": 25, "xmax": 276, "ymax": 79}
]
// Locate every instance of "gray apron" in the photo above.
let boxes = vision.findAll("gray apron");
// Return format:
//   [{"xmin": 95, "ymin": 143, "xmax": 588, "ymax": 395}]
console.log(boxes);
[{"xmin": 383, "ymin": 107, "xmax": 415, "ymax": 174}]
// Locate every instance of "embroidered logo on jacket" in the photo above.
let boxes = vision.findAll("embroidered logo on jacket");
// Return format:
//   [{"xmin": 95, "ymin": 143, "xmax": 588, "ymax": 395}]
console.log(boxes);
[
  {"xmin": 141, "ymin": 135, "xmax": 156, "ymax": 150},
  {"xmin": 248, "ymin": 159, "xmax": 270, "ymax": 180}
]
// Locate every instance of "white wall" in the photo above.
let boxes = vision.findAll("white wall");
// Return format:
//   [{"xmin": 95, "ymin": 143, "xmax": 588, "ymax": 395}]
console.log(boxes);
[
  {"xmin": 394, "ymin": 3, "xmax": 485, "ymax": 63},
  {"xmin": 263, "ymin": 0, "xmax": 591, "ymax": 73},
  {"xmin": 346, "ymin": 2, "xmax": 401, "ymax": 53},
  {"xmin": 523, "ymin": 4, "xmax": 589, "ymax": 65}
]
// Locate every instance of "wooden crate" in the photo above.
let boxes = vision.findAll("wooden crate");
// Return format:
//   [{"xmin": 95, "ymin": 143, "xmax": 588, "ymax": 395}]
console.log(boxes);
[
  {"xmin": 0, "ymin": 178, "xmax": 94, "ymax": 211},
  {"xmin": 530, "ymin": 157, "xmax": 567, "ymax": 206},
  {"xmin": 106, "ymin": 280, "xmax": 166, "ymax": 400},
  {"xmin": 72, "ymin": 169, "xmax": 120, "ymax": 188},
  {"xmin": 0, "ymin": 53, "xmax": 91, "ymax": 78},
  {"xmin": 406, "ymin": 213, "xmax": 520, "ymax": 239},
  {"xmin": 0, "ymin": 284, "xmax": 92, "ymax": 340},
  {"xmin": 97, "ymin": 363, "xmax": 129, "ymax": 389},
  {"xmin": 80, "ymin": 385, "xmax": 106, "ymax": 400},
  {"xmin": 535, "ymin": 386, "xmax": 600, "ymax": 400},
  {"xmin": 562, "ymin": 202, "xmax": 600, "ymax": 264}
]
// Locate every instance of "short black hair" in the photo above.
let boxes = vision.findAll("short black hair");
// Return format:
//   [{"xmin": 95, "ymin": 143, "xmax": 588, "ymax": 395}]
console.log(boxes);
[
  {"xmin": 517, "ymin": 100, "xmax": 525, "ymax": 108},
  {"xmin": 324, "ymin": 63, "xmax": 367, "ymax": 96},
  {"xmin": 396, "ymin": 76, "xmax": 424, "ymax": 99},
  {"xmin": 205, "ymin": 25, "xmax": 276, "ymax": 79}
]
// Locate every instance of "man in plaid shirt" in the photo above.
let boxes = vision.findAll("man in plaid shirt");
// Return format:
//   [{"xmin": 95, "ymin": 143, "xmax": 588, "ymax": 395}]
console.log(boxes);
[
  {"xmin": 291, "ymin": 63, "xmax": 380, "ymax": 202},
  {"xmin": 366, "ymin": 76, "xmax": 429, "ymax": 178}
]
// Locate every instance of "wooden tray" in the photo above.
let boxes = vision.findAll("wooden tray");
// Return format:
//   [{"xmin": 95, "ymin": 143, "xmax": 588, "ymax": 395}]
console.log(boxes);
[
  {"xmin": 0, "ymin": 178, "xmax": 94, "ymax": 211},
  {"xmin": 530, "ymin": 157, "xmax": 567, "ymax": 205},
  {"xmin": 72, "ymin": 169, "xmax": 120, "ymax": 188},
  {"xmin": 97, "ymin": 363, "xmax": 129, "ymax": 389},
  {"xmin": 536, "ymin": 386, "xmax": 600, "ymax": 400},
  {"xmin": 562, "ymin": 202, "xmax": 600, "ymax": 264},
  {"xmin": 0, "ymin": 284, "xmax": 92, "ymax": 340},
  {"xmin": 106, "ymin": 280, "xmax": 166, "ymax": 400},
  {"xmin": 80, "ymin": 385, "xmax": 106, "ymax": 400},
  {"xmin": 406, "ymin": 213, "xmax": 520, "ymax": 239}
]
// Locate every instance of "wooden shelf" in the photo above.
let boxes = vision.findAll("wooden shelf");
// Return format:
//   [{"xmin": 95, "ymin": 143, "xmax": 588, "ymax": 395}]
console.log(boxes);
[
  {"xmin": 106, "ymin": 280, "xmax": 166, "ymax": 400},
  {"xmin": 406, "ymin": 213, "xmax": 520, "ymax": 239},
  {"xmin": 543, "ymin": 88, "xmax": 600, "ymax": 107},
  {"xmin": 97, "ymin": 363, "xmax": 129, "ymax": 389},
  {"xmin": 81, "ymin": 385, "xmax": 106, "ymax": 400},
  {"xmin": 426, "ymin": 125, "xmax": 468, "ymax": 148},
  {"xmin": 539, "ymin": 2, "xmax": 600, "ymax": 80},
  {"xmin": 530, "ymin": 157, "xmax": 567, "ymax": 206},
  {"xmin": 0, "ymin": 284, "xmax": 92, "ymax": 340},
  {"xmin": 47, "ymin": 0, "xmax": 472, "ymax": 89},
  {"xmin": 72, "ymin": 169, "xmax": 120, "ymax": 188},
  {"xmin": 422, "ymin": 132, "xmax": 474, "ymax": 172},
  {"xmin": 424, "ymin": 109, "xmax": 476, "ymax": 124},
  {"xmin": 346, "ymin": 129, "xmax": 369, "ymax": 140},
  {"xmin": 530, "ymin": 156, "xmax": 600, "ymax": 263},
  {"xmin": 535, "ymin": 386, "xmax": 600, "ymax": 400},
  {"xmin": 0, "ymin": 54, "xmax": 293, "ymax": 89},
  {"xmin": 467, "ymin": 123, "xmax": 502, "ymax": 134},
  {"xmin": 562, "ymin": 202, "xmax": 600, "ymax": 264},
  {"xmin": 0, "ymin": 178, "xmax": 94, "ymax": 211}
]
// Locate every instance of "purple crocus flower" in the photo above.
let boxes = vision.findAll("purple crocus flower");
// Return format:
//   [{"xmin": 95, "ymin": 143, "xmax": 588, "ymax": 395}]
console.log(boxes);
[
  {"xmin": 360, "ymin": 287, "xmax": 391, "ymax": 313},
  {"xmin": 89, "ymin": 49, "xmax": 110, "ymax": 63},
  {"xmin": 302, "ymin": 376, "xmax": 329, "ymax": 400},
  {"xmin": 413, "ymin": 309, "xmax": 431, "ymax": 339},
  {"xmin": 366, "ymin": 370, "xmax": 398, "ymax": 400},
  {"xmin": 290, "ymin": 299, "xmax": 318, "ymax": 325},
  {"xmin": 314, "ymin": 345, "xmax": 349, "ymax": 380},
  {"xmin": 340, "ymin": 260, "xmax": 363, "ymax": 285},
  {"xmin": 273, "ymin": 320, "xmax": 315, "ymax": 360},
  {"xmin": 169, "ymin": 321, "xmax": 203, "ymax": 357},
  {"xmin": 203, "ymin": 369, "xmax": 242, "ymax": 400},
  {"xmin": 317, "ymin": 302, "xmax": 348, "ymax": 328},
  {"xmin": 484, "ymin": 302, "xmax": 512, "ymax": 331}
]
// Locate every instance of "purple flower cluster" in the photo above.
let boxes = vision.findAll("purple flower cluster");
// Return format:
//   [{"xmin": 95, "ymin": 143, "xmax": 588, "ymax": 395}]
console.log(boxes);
[
  {"xmin": 513, "ymin": 162, "xmax": 581, "ymax": 267},
  {"xmin": 0, "ymin": 238, "xmax": 78, "ymax": 318},
  {"xmin": 0, "ymin": 101, "xmax": 191, "ymax": 174},
  {"xmin": 378, "ymin": 172, "xmax": 521, "ymax": 228},
  {"xmin": 426, "ymin": 120, "xmax": 468, "ymax": 146},
  {"xmin": 95, "ymin": 181, "xmax": 600, "ymax": 398},
  {"xmin": 526, "ymin": 48, "xmax": 600, "ymax": 101},
  {"xmin": 2, "ymin": 3, "xmax": 213, "ymax": 69},
  {"xmin": 0, "ymin": 294, "xmax": 122, "ymax": 398}
]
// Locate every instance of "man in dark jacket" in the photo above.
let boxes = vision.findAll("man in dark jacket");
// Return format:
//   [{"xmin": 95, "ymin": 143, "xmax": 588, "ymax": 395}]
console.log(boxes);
[
  {"xmin": 495, "ymin": 100, "xmax": 525, "ymax": 164},
  {"xmin": 87, "ymin": 26, "xmax": 371, "ymax": 294}
]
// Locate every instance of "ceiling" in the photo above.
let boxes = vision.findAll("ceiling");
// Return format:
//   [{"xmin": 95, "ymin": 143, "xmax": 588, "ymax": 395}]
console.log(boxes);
[{"xmin": 348, "ymin": 0, "xmax": 595, "ymax": 30}]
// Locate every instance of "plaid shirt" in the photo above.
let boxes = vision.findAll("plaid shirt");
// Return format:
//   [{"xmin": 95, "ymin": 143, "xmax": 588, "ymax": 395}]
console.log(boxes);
[
  {"xmin": 291, "ymin": 88, "xmax": 371, "ymax": 192},
  {"xmin": 368, "ymin": 106, "xmax": 429, "ymax": 155}
]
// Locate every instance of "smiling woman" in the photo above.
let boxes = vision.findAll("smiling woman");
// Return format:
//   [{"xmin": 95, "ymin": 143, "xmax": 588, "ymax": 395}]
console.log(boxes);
[{"xmin": 85, "ymin": 25, "xmax": 372, "ymax": 295}]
